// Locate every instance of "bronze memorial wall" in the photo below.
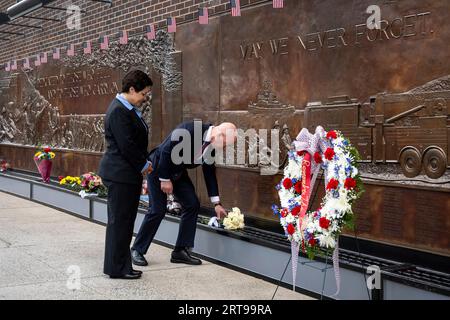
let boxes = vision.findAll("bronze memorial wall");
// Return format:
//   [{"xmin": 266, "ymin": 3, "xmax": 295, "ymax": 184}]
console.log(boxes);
[{"xmin": 0, "ymin": 0, "xmax": 449, "ymax": 256}]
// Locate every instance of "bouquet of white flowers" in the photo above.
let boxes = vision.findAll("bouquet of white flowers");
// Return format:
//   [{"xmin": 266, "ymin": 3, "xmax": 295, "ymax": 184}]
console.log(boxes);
[
  {"xmin": 223, "ymin": 207, "xmax": 245, "ymax": 230},
  {"xmin": 207, "ymin": 207, "xmax": 245, "ymax": 230}
]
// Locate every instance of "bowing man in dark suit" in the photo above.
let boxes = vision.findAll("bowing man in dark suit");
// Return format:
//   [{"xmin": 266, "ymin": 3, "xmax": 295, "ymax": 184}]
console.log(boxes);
[
  {"xmin": 98, "ymin": 70, "xmax": 153, "ymax": 279},
  {"xmin": 131, "ymin": 120, "xmax": 237, "ymax": 266}
]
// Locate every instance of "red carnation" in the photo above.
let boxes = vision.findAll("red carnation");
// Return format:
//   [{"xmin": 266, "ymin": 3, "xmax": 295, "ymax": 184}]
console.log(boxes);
[
  {"xmin": 308, "ymin": 238, "xmax": 317, "ymax": 246},
  {"xmin": 297, "ymin": 150, "xmax": 306, "ymax": 157},
  {"xmin": 44, "ymin": 147, "xmax": 51, "ymax": 153},
  {"xmin": 344, "ymin": 177, "xmax": 357, "ymax": 190},
  {"xmin": 287, "ymin": 224, "xmax": 296, "ymax": 235},
  {"xmin": 282, "ymin": 178, "xmax": 293, "ymax": 189},
  {"xmin": 314, "ymin": 152, "xmax": 322, "ymax": 164},
  {"xmin": 294, "ymin": 181, "xmax": 302, "ymax": 194},
  {"xmin": 326, "ymin": 130, "xmax": 337, "ymax": 140},
  {"xmin": 324, "ymin": 148, "xmax": 335, "ymax": 160},
  {"xmin": 281, "ymin": 208, "xmax": 288, "ymax": 218},
  {"xmin": 291, "ymin": 206, "xmax": 301, "ymax": 216},
  {"xmin": 326, "ymin": 178, "xmax": 339, "ymax": 190},
  {"xmin": 319, "ymin": 217, "xmax": 330, "ymax": 229}
]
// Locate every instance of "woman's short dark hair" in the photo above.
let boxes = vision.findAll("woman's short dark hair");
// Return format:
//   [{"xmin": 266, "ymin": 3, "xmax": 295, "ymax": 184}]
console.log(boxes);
[{"xmin": 121, "ymin": 70, "xmax": 153, "ymax": 93}]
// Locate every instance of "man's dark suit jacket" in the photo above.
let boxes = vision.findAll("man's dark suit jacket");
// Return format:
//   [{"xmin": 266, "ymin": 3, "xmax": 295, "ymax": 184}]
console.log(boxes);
[
  {"xmin": 98, "ymin": 98, "xmax": 149, "ymax": 185},
  {"xmin": 150, "ymin": 121, "xmax": 219, "ymax": 198}
]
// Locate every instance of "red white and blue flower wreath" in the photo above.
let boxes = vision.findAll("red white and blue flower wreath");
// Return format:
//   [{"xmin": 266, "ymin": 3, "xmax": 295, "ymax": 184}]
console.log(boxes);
[{"xmin": 272, "ymin": 126, "xmax": 364, "ymax": 295}]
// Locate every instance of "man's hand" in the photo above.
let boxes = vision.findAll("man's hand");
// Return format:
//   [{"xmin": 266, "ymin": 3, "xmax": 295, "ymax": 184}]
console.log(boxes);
[
  {"xmin": 214, "ymin": 204, "xmax": 227, "ymax": 220},
  {"xmin": 160, "ymin": 180, "xmax": 173, "ymax": 194}
]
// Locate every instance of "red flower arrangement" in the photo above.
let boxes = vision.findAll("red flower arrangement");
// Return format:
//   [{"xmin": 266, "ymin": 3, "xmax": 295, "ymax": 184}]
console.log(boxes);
[
  {"xmin": 326, "ymin": 178, "xmax": 339, "ymax": 190},
  {"xmin": 344, "ymin": 177, "xmax": 357, "ymax": 190},
  {"xmin": 319, "ymin": 217, "xmax": 330, "ymax": 229},
  {"xmin": 287, "ymin": 224, "xmax": 296, "ymax": 235},
  {"xmin": 314, "ymin": 152, "xmax": 322, "ymax": 164},
  {"xmin": 324, "ymin": 148, "xmax": 335, "ymax": 161},
  {"xmin": 282, "ymin": 178, "xmax": 293, "ymax": 189},
  {"xmin": 326, "ymin": 130, "xmax": 337, "ymax": 140}
]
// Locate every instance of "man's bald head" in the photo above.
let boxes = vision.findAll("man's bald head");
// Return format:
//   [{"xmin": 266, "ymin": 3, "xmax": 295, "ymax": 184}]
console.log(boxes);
[{"xmin": 211, "ymin": 122, "xmax": 237, "ymax": 148}]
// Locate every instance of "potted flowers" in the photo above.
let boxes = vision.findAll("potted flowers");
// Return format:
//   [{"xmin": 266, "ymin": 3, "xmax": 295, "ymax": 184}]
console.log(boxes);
[{"xmin": 34, "ymin": 146, "xmax": 55, "ymax": 183}]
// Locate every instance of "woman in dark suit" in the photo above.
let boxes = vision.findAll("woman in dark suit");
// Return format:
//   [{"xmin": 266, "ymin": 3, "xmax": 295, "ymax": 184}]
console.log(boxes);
[{"xmin": 98, "ymin": 70, "xmax": 153, "ymax": 279}]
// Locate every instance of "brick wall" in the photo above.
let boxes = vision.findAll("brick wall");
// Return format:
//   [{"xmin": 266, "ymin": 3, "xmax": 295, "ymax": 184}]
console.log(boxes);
[{"xmin": 0, "ymin": 0, "xmax": 270, "ymax": 64}]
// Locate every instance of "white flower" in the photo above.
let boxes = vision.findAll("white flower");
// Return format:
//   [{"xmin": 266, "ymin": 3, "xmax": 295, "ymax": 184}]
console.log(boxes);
[
  {"xmin": 223, "ymin": 207, "xmax": 245, "ymax": 230},
  {"xmin": 284, "ymin": 158, "xmax": 302, "ymax": 179},
  {"xmin": 318, "ymin": 234, "xmax": 336, "ymax": 248},
  {"xmin": 231, "ymin": 207, "xmax": 241, "ymax": 215},
  {"xmin": 278, "ymin": 188, "xmax": 291, "ymax": 208},
  {"xmin": 285, "ymin": 215, "xmax": 295, "ymax": 224}
]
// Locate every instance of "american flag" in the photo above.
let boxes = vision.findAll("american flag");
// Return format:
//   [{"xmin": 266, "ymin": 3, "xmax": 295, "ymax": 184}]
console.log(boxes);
[
  {"xmin": 41, "ymin": 52, "xmax": 48, "ymax": 64},
  {"xmin": 4, "ymin": 61, "xmax": 10, "ymax": 72},
  {"xmin": 167, "ymin": 17, "xmax": 176, "ymax": 33},
  {"xmin": 99, "ymin": 35, "xmax": 109, "ymax": 50},
  {"xmin": 230, "ymin": 0, "xmax": 241, "ymax": 17},
  {"xmin": 53, "ymin": 48, "xmax": 60, "ymax": 60},
  {"xmin": 273, "ymin": 0, "xmax": 284, "ymax": 8},
  {"xmin": 34, "ymin": 55, "xmax": 41, "ymax": 67},
  {"xmin": 11, "ymin": 60, "xmax": 17, "ymax": 70},
  {"xmin": 67, "ymin": 44, "xmax": 75, "ymax": 57},
  {"xmin": 83, "ymin": 41, "xmax": 91, "ymax": 54},
  {"xmin": 23, "ymin": 58, "xmax": 30, "ymax": 69},
  {"xmin": 145, "ymin": 24, "xmax": 156, "ymax": 40},
  {"xmin": 198, "ymin": 7, "xmax": 209, "ymax": 25},
  {"xmin": 119, "ymin": 30, "xmax": 128, "ymax": 45}
]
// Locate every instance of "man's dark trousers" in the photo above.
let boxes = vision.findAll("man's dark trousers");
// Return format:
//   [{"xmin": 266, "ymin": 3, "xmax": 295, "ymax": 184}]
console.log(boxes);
[{"xmin": 132, "ymin": 170, "xmax": 200, "ymax": 255}]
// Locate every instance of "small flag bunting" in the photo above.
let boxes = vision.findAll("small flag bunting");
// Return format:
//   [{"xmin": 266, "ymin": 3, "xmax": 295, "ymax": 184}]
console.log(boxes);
[
  {"xmin": 273, "ymin": 0, "xmax": 284, "ymax": 9},
  {"xmin": 99, "ymin": 35, "xmax": 109, "ymax": 50},
  {"xmin": 231, "ymin": 0, "xmax": 241, "ymax": 17},
  {"xmin": 67, "ymin": 44, "xmax": 75, "ymax": 57},
  {"xmin": 167, "ymin": 17, "xmax": 176, "ymax": 33},
  {"xmin": 199, "ymin": 7, "xmax": 209, "ymax": 25},
  {"xmin": 41, "ymin": 52, "xmax": 48, "ymax": 64},
  {"xmin": 83, "ymin": 41, "xmax": 92, "ymax": 54},
  {"xmin": 34, "ymin": 54, "xmax": 41, "ymax": 67},
  {"xmin": 119, "ymin": 30, "xmax": 128, "ymax": 45},
  {"xmin": 53, "ymin": 48, "xmax": 60, "ymax": 60},
  {"xmin": 145, "ymin": 24, "xmax": 156, "ymax": 40},
  {"xmin": 23, "ymin": 57, "xmax": 30, "ymax": 69}
]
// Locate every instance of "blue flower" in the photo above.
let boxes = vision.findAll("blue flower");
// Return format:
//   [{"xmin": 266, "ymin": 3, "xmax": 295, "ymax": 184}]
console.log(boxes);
[
  {"xmin": 271, "ymin": 204, "xmax": 280, "ymax": 216},
  {"xmin": 275, "ymin": 184, "xmax": 281, "ymax": 191},
  {"xmin": 345, "ymin": 165, "xmax": 352, "ymax": 176},
  {"xmin": 334, "ymin": 165, "xmax": 341, "ymax": 176}
]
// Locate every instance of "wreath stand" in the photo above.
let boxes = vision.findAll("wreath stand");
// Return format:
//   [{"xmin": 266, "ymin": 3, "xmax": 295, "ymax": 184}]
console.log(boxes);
[{"xmin": 271, "ymin": 168, "xmax": 334, "ymax": 300}]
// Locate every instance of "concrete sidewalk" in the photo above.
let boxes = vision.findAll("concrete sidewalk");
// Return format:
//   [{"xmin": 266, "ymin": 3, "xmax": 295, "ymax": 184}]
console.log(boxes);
[{"xmin": 0, "ymin": 191, "xmax": 313, "ymax": 300}]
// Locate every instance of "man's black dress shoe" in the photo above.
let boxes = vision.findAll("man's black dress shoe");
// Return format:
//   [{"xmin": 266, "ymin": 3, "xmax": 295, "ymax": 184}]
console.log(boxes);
[
  {"xmin": 170, "ymin": 248, "xmax": 202, "ymax": 265},
  {"xmin": 131, "ymin": 269, "xmax": 142, "ymax": 275},
  {"xmin": 131, "ymin": 249, "xmax": 148, "ymax": 266},
  {"xmin": 109, "ymin": 273, "xmax": 141, "ymax": 280}
]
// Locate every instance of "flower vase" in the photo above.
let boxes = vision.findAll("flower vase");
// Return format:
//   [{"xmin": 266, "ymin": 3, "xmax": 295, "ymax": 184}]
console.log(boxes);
[{"xmin": 34, "ymin": 159, "xmax": 52, "ymax": 183}]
